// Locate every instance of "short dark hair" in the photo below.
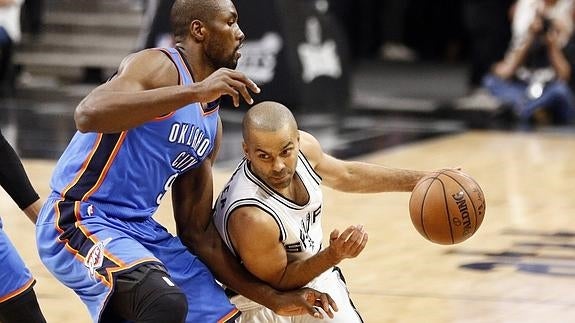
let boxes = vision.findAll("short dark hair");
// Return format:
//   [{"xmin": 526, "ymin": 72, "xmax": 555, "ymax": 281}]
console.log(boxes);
[{"xmin": 170, "ymin": 0, "xmax": 220, "ymax": 42}]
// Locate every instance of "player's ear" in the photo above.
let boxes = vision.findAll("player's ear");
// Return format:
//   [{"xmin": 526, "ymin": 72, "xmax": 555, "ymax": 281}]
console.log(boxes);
[
  {"xmin": 190, "ymin": 20, "xmax": 205, "ymax": 42},
  {"xmin": 242, "ymin": 142, "xmax": 249, "ymax": 159}
]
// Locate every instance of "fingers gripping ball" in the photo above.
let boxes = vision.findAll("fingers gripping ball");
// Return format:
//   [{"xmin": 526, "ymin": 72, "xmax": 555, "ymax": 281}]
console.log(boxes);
[{"xmin": 409, "ymin": 169, "xmax": 486, "ymax": 245}]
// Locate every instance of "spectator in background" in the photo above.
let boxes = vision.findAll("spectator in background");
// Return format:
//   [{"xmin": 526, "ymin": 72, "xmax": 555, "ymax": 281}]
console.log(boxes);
[
  {"xmin": 564, "ymin": 8, "xmax": 575, "ymax": 92},
  {"xmin": 483, "ymin": 0, "xmax": 575, "ymax": 126},
  {"xmin": 0, "ymin": 0, "xmax": 23, "ymax": 97},
  {"xmin": 510, "ymin": 0, "xmax": 572, "ymax": 48}
]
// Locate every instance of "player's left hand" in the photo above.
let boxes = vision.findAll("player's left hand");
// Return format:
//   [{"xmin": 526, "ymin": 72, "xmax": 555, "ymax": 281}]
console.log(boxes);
[
  {"xmin": 327, "ymin": 225, "xmax": 369, "ymax": 261},
  {"xmin": 272, "ymin": 287, "xmax": 338, "ymax": 319}
]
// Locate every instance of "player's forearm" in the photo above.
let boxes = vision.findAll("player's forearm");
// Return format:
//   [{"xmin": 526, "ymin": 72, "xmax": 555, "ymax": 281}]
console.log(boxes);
[
  {"xmin": 272, "ymin": 248, "xmax": 339, "ymax": 290},
  {"xmin": 75, "ymin": 85, "xmax": 201, "ymax": 133},
  {"xmin": 0, "ymin": 132, "xmax": 40, "ymax": 210},
  {"xmin": 493, "ymin": 38, "xmax": 534, "ymax": 80},
  {"xmin": 333, "ymin": 162, "xmax": 428, "ymax": 193}
]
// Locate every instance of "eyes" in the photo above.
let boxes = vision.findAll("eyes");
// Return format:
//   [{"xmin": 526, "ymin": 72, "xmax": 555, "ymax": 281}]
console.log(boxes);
[
  {"xmin": 227, "ymin": 16, "xmax": 238, "ymax": 26},
  {"xmin": 257, "ymin": 148, "xmax": 294, "ymax": 160}
]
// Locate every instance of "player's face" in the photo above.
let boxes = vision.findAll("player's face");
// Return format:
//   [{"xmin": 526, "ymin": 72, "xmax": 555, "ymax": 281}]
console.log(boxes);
[
  {"xmin": 244, "ymin": 126, "xmax": 299, "ymax": 191},
  {"xmin": 205, "ymin": 1, "xmax": 245, "ymax": 69}
]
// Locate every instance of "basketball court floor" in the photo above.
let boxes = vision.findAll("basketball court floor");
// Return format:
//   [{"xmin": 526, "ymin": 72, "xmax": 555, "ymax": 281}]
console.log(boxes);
[{"xmin": 2, "ymin": 128, "xmax": 575, "ymax": 323}]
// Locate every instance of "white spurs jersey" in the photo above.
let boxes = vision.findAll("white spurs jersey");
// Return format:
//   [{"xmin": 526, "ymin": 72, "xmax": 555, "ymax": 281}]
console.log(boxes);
[{"xmin": 213, "ymin": 152, "xmax": 324, "ymax": 265}]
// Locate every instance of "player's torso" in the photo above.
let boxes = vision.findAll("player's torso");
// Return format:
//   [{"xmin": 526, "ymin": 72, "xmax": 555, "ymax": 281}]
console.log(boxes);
[
  {"xmin": 50, "ymin": 48, "xmax": 219, "ymax": 219},
  {"xmin": 214, "ymin": 153, "xmax": 324, "ymax": 261}
]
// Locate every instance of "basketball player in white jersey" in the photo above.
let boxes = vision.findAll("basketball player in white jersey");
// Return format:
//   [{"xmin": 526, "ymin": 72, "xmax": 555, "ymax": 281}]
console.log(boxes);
[{"xmin": 213, "ymin": 101, "xmax": 432, "ymax": 322}]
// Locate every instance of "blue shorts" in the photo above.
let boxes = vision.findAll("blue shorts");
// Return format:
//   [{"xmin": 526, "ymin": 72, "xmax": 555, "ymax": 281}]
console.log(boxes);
[
  {"xmin": 36, "ymin": 195, "xmax": 239, "ymax": 322},
  {"xmin": 0, "ymin": 218, "xmax": 35, "ymax": 303}
]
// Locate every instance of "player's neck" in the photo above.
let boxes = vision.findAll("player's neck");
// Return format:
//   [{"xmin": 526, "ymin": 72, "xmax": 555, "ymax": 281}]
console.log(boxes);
[
  {"xmin": 279, "ymin": 175, "xmax": 309, "ymax": 205},
  {"xmin": 176, "ymin": 43, "xmax": 216, "ymax": 82}
]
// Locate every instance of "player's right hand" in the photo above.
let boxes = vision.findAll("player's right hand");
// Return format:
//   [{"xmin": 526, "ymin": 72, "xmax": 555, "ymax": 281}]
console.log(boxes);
[
  {"xmin": 271, "ymin": 287, "xmax": 338, "ymax": 319},
  {"xmin": 327, "ymin": 225, "xmax": 369, "ymax": 261},
  {"xmin": 193, "ymin": 68, "xmax": 260, "ymax": 107}
]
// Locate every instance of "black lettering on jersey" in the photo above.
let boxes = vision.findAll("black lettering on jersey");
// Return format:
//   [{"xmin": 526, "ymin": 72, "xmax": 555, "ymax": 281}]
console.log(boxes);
[
  {"xmin": 302, "ymin": 213, "xmax": 311, "ymax": 233},
  {"xmin": 299, "ymin": 228, "xmax": 315, "ymax": 250},
  {"xmin": 285, "ymin": 242, "xmax": 303, "ymax": 253},
  {"xmin": 311, "ymin": 206, "xmax": 321, "ymax": 223}
]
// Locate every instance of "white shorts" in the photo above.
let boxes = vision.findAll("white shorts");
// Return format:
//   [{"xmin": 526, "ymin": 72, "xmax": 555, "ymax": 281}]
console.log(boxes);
[{"xmin": 232, "ymin": 268, "xmax": 363, "ymax": 323}]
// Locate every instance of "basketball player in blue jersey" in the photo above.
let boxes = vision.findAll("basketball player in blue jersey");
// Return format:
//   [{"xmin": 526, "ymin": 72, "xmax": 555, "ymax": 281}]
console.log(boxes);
[
  {"xmin": 213, "ymin": 101, "xmax": 433, "ymax": 322},
  {"xmin": 35, "ymin": 0, "xmax": 336, "ymax": 322},
  {"xmin": 0, "ymin": 130, "xmax": 46, "ymax": 323}
]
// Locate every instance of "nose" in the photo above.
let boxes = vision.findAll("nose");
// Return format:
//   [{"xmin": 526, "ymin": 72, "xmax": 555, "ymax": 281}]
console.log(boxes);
[
  {"xmin": 272, "ymin": 158, "xmax": 285, "ymax": 173},
  {"xmin": 237, "ymin": 26, "xmax": 245, "ymax": 42}
]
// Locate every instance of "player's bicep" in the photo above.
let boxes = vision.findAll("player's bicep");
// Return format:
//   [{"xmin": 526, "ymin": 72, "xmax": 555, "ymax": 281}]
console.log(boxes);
[
  {"xmin": 227, "ymin": 207, "xmax": 288, "ymax": 285},
  {"xmin": 94, "ymin": 49, "xmax": 178, "ymax": 93}
]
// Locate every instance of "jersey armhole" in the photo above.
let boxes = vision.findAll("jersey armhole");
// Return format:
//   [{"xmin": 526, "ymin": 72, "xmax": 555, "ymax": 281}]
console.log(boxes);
[{"xmin": 151, "ymin": 48, "xmax": 180, "ymax": 120}]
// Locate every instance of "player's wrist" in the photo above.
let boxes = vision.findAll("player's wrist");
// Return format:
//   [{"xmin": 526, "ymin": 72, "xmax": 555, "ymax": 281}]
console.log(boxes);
[
  {"xmin": 323, "ymin": 246, "xmax": 342, "ymax": 265},
  {"xmin": 261, "ymin": 289, "xmax": 286, "ymax": 313}
]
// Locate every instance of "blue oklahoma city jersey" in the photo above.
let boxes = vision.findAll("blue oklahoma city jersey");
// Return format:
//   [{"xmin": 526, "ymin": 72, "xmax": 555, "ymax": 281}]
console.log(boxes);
[
  {"xmin": 49, "ymin": 47, "xmax": 219, "ymax": 219},
  {"xmin": 37, "ymin": 47, "xmax": 240, "ymax": 323}
]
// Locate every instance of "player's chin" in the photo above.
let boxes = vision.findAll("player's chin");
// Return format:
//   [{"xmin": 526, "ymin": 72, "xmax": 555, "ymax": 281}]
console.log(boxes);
[
  {"xmin": 228, "ymin": 53, "xmax": 241, "ymax": 69},
  {"xmin": 268, "ymin": 176, "xmax": 290, "ymax": 189},
  {"xmin": 225, "ymin": 60, "xmax": 239, "ymax": 70}
]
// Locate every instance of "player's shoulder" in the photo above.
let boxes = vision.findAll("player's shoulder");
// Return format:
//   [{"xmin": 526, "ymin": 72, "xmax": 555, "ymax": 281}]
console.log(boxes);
[
  {"xmin": 231, "ymin": 204, "xmax": 273, "ymax": 223},
  {"xmin": 118, "ymin": 48, "xmax": 178, "ymax": 87},
  {"xmin": 228, "ymin": 205, "xmax": 278, "ymax": 233},
  {"xmin": 119, "ymin": 48, "xmax": 172, "ymax": 66},
  {"xmin": 298, "ymin": 130, "xmax": 322, "ymax": 168}
]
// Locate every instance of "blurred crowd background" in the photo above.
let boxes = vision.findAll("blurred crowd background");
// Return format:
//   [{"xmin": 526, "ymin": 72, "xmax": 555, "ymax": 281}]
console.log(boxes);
[{"xmin": 0, "ymin": 0, "xmax": 574, "ymax": 161}]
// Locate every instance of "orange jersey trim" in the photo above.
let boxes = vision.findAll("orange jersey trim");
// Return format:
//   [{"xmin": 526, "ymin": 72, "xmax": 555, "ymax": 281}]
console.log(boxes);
[
  {"xmin": 0, "ymin": 277, "xmax": 35, "ymax": 303},
  {"xmin": 218, "ymin": 308, "xmax": 241, "ymax": 323},
  {"xmin": 61, "ymin": 133, "xmax": 103, "ymax": 198},
  {"xmin": 81, "ymin": 131, "xmax": 127, "ymax": 201}
]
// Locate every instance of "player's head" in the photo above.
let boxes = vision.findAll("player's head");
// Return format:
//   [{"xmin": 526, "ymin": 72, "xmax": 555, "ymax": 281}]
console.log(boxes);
[
  {"xmin": 171, "ymin": 0, "xmax": 245, "ymax": 69},
  {"xmin": 242, "ymin": 101, "xmax": 299, "ymax": 190}
]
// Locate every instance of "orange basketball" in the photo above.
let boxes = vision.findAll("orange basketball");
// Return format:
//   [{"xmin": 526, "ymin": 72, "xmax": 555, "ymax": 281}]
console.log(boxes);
[{"xmin": 409, "ymin": 169, "xmax": 486, "ymax": 245}]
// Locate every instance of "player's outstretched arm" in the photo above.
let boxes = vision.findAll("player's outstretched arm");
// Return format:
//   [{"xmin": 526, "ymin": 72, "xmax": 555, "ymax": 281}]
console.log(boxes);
[
  {"xmin": 171, "ymin": 161, "xmax": 336, "ymax": 318},
  {"xmin": 75, "ymin": 50, "xmax": 260, "ymax": 133},
  {"xmin": 0, "ymin": 130, "xmax": 41, "ymax": 224},
  {"xmin": 299, "ymin": 131, "xmax": 430, "ymax": 193},
  {"xmin": 228, "ymin": 206, "xmax": 368, "ymax": 290}
]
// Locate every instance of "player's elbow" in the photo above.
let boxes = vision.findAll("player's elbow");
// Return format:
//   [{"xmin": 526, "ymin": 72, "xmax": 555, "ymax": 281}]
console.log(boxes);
[
  {"xmin": 74, "ymin": 100, "xmax": 98, "ymax": 133},
  {"xmin": 182, "ymin": 229, "xmax": 217, "ymax": 258}
]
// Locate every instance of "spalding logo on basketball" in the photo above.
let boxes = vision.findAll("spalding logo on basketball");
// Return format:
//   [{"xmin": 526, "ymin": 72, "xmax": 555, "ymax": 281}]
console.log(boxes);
[{"xmin": 409, "ymin": 169, "xmax": 486, "ymax": 245}]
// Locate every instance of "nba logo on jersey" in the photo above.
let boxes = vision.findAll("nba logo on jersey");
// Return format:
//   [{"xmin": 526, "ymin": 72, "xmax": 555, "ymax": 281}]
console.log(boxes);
[
  {"xmin": 84, "ymin": 238, "xmax": 112, "ymax": 280},
  {"xmin": 87, "ymin": 204, "xmax": 94, "ymax": 217}
]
